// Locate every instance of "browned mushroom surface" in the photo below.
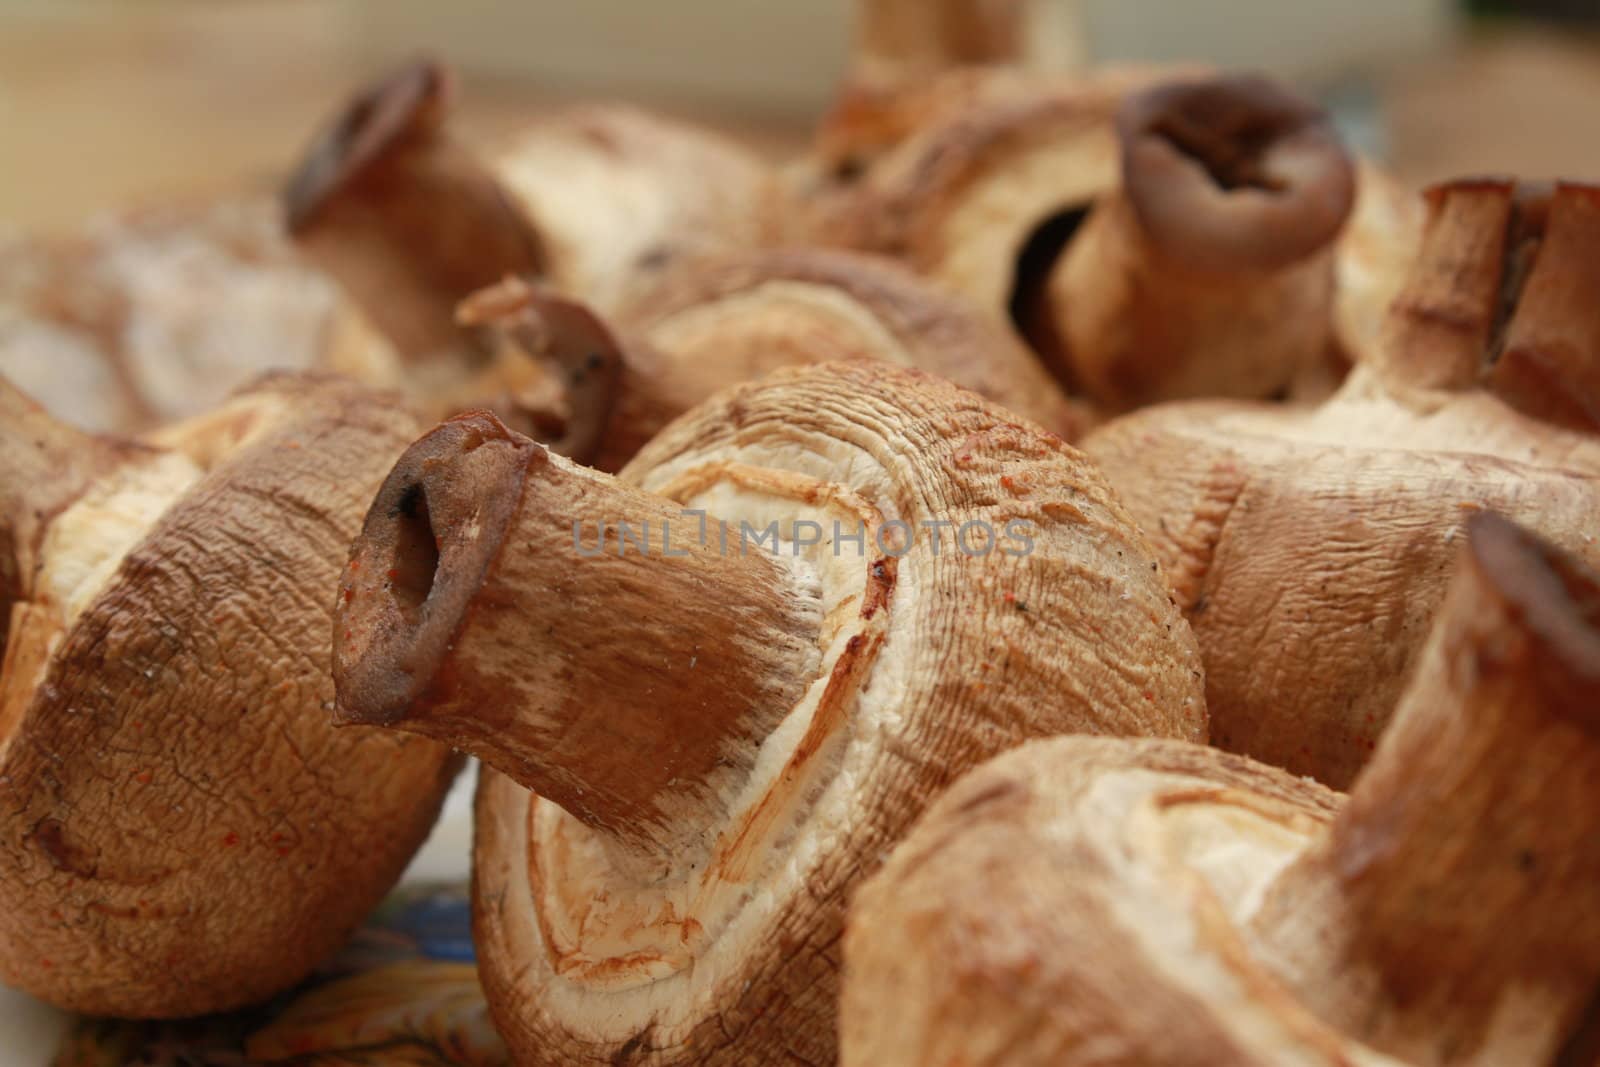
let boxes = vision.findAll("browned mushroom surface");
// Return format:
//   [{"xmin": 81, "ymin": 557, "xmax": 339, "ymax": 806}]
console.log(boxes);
[
  {"xmin": 332, "ymin": 361, "xmax": 1205, "ymax": 1064},
  {"xmin": 844, "ymin": 513, "xmax": 1600, "ymax": 1067},
  {"xmin": 284, "ymin": 59, "xmax": 782, "ymax": 362},
  {"xmin": 0, "ymin": 199, "xmax": 395, "ymax": 433},
  {"xmin": 798, "ymin": 67, "xmax": 1415, "ymax": 411},
  {"xmin": 459, "ymin": 247, "xmax": 1086, "ymax": 473},
  {"xmin": 0, "ymin": 372, "xmax": 456, "ymax": 1017},
  {"xmin": 1082, "ymin": 177, "xmax": 1600, "ymax": 788}
]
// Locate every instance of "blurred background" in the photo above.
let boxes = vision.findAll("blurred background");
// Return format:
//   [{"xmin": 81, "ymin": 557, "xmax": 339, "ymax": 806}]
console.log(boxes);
[{"xmin": 3, "ymin": 0, "xmax": 1600, "ymax": 232}]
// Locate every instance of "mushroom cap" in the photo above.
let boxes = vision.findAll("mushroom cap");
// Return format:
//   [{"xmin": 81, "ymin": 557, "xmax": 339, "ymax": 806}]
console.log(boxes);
[
  {"xmin": 0, "ymin": 199, "xmax": 395, "ymax": 433},
  {"xmin": 493, "ymin": 105, "xmax": 784, "ymax": 314},
  {"xmin": 842, "ymin": 736, "xmax": 1350, "ymax": 1067},
  {"xmin": 1082, "ymin": 368, "xmax": 1600, "ymax": 787},
  {"xmin": 1117, "ymin": 74, "xmax": 1356, "ymax": 275},
  {"xmin": 846, "ymin": 513, "xmax": 1600, "ymax": 1066},
  {"xmin": 472, "ymin": 361, "xmax": 1205, "ymax": 1063},
  {"xmin": 0, "ymin": 373, "xmax": 457, "ymax": 1016},
  {"xmin": 616, "ymin": 246, "xmax": 1087, "ymax": 445}
]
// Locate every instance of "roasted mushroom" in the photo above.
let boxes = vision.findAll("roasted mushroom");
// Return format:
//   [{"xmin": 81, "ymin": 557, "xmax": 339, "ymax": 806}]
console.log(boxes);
[
  {"xmin": 1082, "ymin": 177, "xmax": 1600, "ymax": 787},
  {"xmin": 843, "ymin": 513, "xmax": 1600, "ymax": 1067},
  {"xmin": 284, "ymin": 59, "xmax": 780, "ymax": 353},
  {"xmin": 457, "ymin": 246, "xmax": 1085, "ymax": 473},
  {"xmin": 802, "ymin": 69, "xmax": 1410, "ymax": 409},
  {"xmin": 332, "ymin": 361, "xmax": 1206, "ymax": 1064},
  {"xmin": 0, "ymin": 199, "xmax": 395, "ymax": 433},
  {"xmin": 0, "ymin": 372, "xmax": 456, "ymax": 1017}
]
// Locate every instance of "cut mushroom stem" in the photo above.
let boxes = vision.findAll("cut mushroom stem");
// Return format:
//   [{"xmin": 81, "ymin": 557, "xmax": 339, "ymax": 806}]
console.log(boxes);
[
  {"xmin": 1040, "ymin": 75, "xmax": 1356, "ymax": 409},
  {"xmin": 282, "ymin": 58, "xmax": 546, "ymax": 362},
  {"xmin": 1252, "ymin": 512, "xmax": 1600, "ymax": 1061},
  {"xmin": 1380, "ymin": 178, "xmax": 1600, "ymax": 429},
  {"xmin": 333, "ymin": 411, "xmax": 822, "ymax": 879},
  {"xmin": 452, "ymin": 277, "xmax": 626, "ymax": 465}
]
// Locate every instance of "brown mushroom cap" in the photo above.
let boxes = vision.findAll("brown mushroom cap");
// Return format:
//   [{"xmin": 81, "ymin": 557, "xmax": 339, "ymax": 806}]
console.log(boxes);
[
  {"xmin": 844, "ymin": 514, "xmax": 1600, "ymax": 1066},
  {"xmin": 1082, "ymin": 174, "xmax": 1600, "ymax": 787},
  {"xmin": 0, "ymin": 372, "xmax": 456, "ymax": 1017},
  {"xmin": 1118, "ymin": 74, "xmax": 1356, "ymax": 275},
  {"xmin": 335, "ymin": 361, "xmax": 1205, "ymax": 1063}
]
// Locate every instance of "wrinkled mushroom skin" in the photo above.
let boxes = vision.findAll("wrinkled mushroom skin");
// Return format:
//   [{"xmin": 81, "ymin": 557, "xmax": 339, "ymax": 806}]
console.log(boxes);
[
  {"xmin": 844, "ymin": 515, "xmax": 1600, "ymax": 1066},
  {"xmin": 0, "ymin": 372, "xmax": 456, "ymax": 1017},
  {"xmin": 0, "ymin": 200, "xmax": 397, "ymax": 434},
  {"xmin": 799, "ymin": 69, "xmax": 1401, "ymax": 411},
  {"xmin": 334, "ymin": 362, "xmax": 1205, "ymax": 1064},
  {"xmin": 1083, "ymin": 177, "xmax": 1600, "ymax": 788}
]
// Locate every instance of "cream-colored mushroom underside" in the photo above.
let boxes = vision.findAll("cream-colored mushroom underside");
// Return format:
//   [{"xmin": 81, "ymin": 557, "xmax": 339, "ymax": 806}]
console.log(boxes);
[
  {"xmin": 931, "ymin": 123, "xmax": 1117, "ymax": 313},
  {"xmin": 1078, "ymin": 765, "xmax": 1551, "ymax": 1065},
  {"xmin": 0, "ymin": 393, "xmax": 287, "ymax": 759},
  {"xmin": 489, "ymin": 433, "xmax": 926, "ymax": 1043}
]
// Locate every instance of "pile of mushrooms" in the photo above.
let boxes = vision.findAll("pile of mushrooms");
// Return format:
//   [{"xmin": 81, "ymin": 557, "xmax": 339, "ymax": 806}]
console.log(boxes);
[
  {"xmin": 332, "ymin": 361, "xmax": 1204, "ymax": 1063},
  {"xmin": 1084, "ymin": 177, "xmax": 1600, "ymax": 786},
  {"xmin": 0, "ymin": 372, "xmax": 456, "ymax": 1016},
  {"xmin": 7, "ymin": 3, "xmax": 1600, "ymax": 1065},
  {"xmin": 843, "ymin": 512, "xmax": 1600, "ymax": 1066}
]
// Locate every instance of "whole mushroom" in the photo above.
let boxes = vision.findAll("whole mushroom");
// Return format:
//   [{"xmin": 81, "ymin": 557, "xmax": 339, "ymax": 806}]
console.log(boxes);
[
  {"xmin": 332, "ymin": 361, "xmax": 1205, "ymax": 1064},
  {"xmin": 283, "ymin": 59, "xmax": 781, "ymax": 352},
  {"xmin": 0, "ymin": 372, "xmax": 456, "ymax": 1017},
  {"xmin": 844, "ymin": 512, "xmax": 1600, "ymax": 1067},
  {"xmin": 801, "ymin": 69, "xmax": 1413, "ymax": 409},
  {"xmin": 455, "ymin": 246, "xmax": 1084, "ymax": 473},
  {"xmin": 1082, "ymin": 177, "xmax": 1600, "ymax": 787}
]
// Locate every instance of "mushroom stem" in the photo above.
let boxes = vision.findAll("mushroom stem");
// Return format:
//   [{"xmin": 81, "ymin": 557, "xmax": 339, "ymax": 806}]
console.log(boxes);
[
  {"xmin": 0, "ymin": 378, "xmax": 126, "ymax": 616},
  {"xmin": 1251, "ymin": 513, "xmax": 1600, "ymax": 1063},
  {"xmin": 453, "ymin": 278, "xmax": 627, "ymax": 466},
  {"xmin": 282, "ymin": 59, "xmax": 546, "ymax": 363},
  {"xmin": 853, "ymin": 0, "xmax": 1026, "ymax": 85},
  {"xmin": 333, "ymin": 412, "xmax": 822, "ymax": 879},
  {"xmin": 1379, "ymin": 179, "xmax": 1600, "ymax": 430},
  {"xmin": 1036, "ymin": 75, "xmax": 1355, "ymax": 409}
]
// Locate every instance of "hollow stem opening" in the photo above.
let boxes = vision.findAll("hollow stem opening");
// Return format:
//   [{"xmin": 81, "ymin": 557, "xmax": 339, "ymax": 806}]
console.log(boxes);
[{"xmin": 389, "ymin": 483, "xmax": 440, "ymax": 622}]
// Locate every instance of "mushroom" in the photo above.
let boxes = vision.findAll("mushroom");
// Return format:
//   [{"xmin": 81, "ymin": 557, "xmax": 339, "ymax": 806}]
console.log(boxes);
[
  {"xmin": 0, "ymin": 372, "xmax": 457, "ymax": 1017},
  {"xmin": 800, "ymin": 69, "xmax": 1408, "ymax": 410},
  {"xmin": 457, "ymin": 246, "xmax": 1086, "ymax": 473},
  {"xmin": 0, "ymin": 198, "xmax": 396, "ymax": 433},
  {"xmin": 842, "ymin": 512, "xmax": 1600, "ymax": 1067},
  {"xmin": 1081, "ymin": 177, "xmax": 1600, "ymax": 787},
  {"xmin": 331, "ymin": 361, "xmax": 1206, "ymax": 1063},
  {"xmin": 849, "ymin": 0, "xmax": 1028, "ymax": 91},
  {"xmin": 283, "ymin": 58, "xmax": 781, "ymax": 356}
]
